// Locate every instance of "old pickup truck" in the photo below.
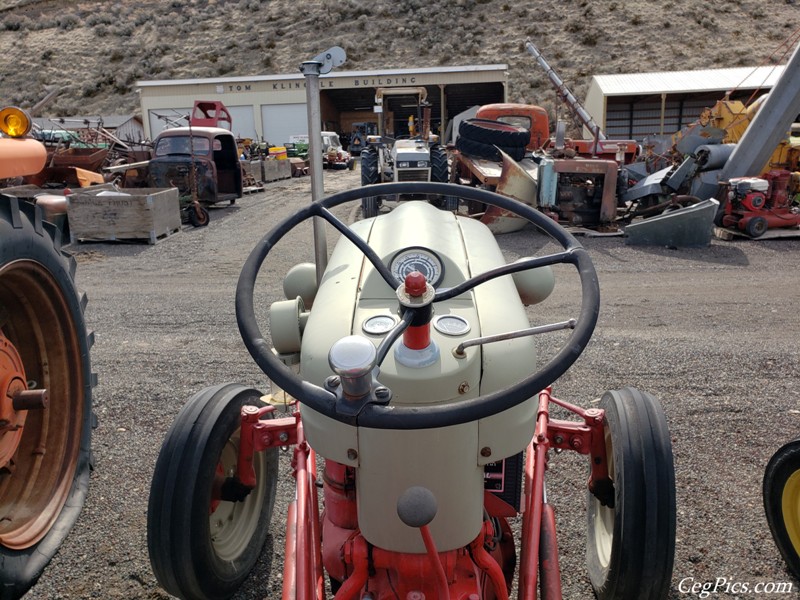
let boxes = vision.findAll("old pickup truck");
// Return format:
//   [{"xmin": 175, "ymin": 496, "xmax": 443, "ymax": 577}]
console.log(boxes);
[{"xmin": 148, "ymin": 126, "xmax": 243, "ymax": 225}]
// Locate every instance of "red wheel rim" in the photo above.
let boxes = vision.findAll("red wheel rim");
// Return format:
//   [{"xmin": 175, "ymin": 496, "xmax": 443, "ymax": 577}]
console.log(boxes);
[{"xmin": 0, "ymin": 259, "xmax": 84, "ymax": 549}]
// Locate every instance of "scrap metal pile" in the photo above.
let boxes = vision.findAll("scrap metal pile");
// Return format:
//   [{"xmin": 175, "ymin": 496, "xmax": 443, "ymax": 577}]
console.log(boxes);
[{"xmin": 446, "ymin": 39, "xmax": 800, "ymax": 246}]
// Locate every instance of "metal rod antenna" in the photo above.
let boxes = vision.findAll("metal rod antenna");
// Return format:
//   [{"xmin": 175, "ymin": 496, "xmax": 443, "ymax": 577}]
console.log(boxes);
[
  {"xmin": 301, "ymin": 61, "xmax": 328, "ymax": 285},
  {"xmin": 300, "ymin": 47, "xmax": 346, "ymax": 286}
]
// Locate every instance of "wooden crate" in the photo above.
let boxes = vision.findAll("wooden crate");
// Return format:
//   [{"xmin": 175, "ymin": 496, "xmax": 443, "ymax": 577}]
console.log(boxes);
[{"xmin": 69, "ymin": 187, "xmax": 181, "ymax": 244}]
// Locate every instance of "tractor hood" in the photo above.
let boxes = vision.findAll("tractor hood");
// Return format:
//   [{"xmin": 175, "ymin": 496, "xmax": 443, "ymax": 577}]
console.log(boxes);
[{"xmin": 298, "ymin": 201, "xmax": 535, "ymax": 406}]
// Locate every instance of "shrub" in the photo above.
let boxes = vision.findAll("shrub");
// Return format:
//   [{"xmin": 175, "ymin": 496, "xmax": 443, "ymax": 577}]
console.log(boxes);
[{"xmin": 57, "ymin": 13, "xmax": 81, "ymax": 30}]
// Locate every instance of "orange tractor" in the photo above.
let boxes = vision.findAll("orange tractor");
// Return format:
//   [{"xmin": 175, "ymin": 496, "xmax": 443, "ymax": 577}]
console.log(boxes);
[{"xmin": 0, "ymin": 106, "xmax": 95, "ymax": 598}]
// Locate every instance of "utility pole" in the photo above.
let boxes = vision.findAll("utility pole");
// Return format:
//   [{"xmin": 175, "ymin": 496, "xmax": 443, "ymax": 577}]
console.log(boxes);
[{"xmin": 300, "ymin": 46, "xmax": 346, "ymax": 285}]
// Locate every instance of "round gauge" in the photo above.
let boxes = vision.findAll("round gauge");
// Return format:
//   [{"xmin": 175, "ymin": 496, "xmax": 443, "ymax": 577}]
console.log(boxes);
[
  {"xmin": 433, "ymin": 315, "xmax": 471, "ymax": 336},
  {"xmin": 389, "ymin": 247, "xmax": 444, "ymax": 288},
  {"xmin": 362, "ymin": 314, "xmax": 397, "ymax": 335}
]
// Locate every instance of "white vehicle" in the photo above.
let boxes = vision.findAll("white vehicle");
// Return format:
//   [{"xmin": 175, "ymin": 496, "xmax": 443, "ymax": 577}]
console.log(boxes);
[{"xmin": 321, "ymin": 131, "xmax": 354, "ymax": 170}]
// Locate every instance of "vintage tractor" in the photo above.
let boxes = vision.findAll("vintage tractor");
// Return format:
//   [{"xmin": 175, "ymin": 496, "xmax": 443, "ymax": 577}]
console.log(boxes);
[
  {"xmin": 0, "ymin": 106, "xmax": 95, "ymax": 599},
  {"xmin": 348, "ymin": 122, "xmax": 378, "ymax": 155},
  {"xmin": 147, "ymin": 182, "xmax": 676, "ymax": 600},
  {"xmin": 764, "ymin": 437, "xmax": 800, "ymax": 580},
  {"xmin": 360, "ymin": 87, "xmax": 454, "ymax": 217}
]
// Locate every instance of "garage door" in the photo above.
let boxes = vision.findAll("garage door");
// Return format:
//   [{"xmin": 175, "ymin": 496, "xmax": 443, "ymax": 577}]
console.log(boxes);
[
  {"xmin": 226, "ymin": 105, "xmax": 257, "ymax": 140},
  {"xmin": 261, "ymin": 103, "xmax": 308, "ymax": 146}
]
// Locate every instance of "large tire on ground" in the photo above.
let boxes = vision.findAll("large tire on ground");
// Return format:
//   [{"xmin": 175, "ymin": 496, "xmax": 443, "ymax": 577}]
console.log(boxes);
[
  {"xmin": 459, "ymin": 118, "xmax": 530, "ymax": 148},
  {"xmin": 427, "ymin": 145, "xmax": 458, "ymax": 211},
  {"xmin": 430, "ymin": 144, "xmax": 449, "ymax": 184},
  {"xmin": 360, "ymin": 146, "xmax": 380, "ymax": 218},
  {"xmin": 360, "ymin": 147, "xmax": 379, "ymax": 186},
  {"xmin": 147, "ymin": 383, "xmax": 279, "ymax": 600},
  {"xmin": 0, "ymin": 195, "xmax": 95, "ymax": 599},
  {"xmin": 763, "ymin": 438, "xmax": 800, "ymax": 580},
  {"xmin": 586, "ymin": 387, "xmax": 675, "ymax": 600},
  {"xmin": 455, "ymin": 136, "xmax": 526, "ymax": 162}
]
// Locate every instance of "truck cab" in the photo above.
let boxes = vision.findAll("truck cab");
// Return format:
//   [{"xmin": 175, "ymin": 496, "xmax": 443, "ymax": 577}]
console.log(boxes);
[{"xmin": 148, "ymin": 127, "xmax": 243, "ymax": 205}]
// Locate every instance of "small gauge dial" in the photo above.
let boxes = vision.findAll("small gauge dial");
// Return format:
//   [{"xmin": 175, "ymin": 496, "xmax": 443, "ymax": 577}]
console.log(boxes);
[
  {"xmin": 389, "ymin": 247, "xmax": 444, "ymax": 288},
  {"xmin": 362, "ymin": 314, "xmax": 397, "ymax": 335},
  {"xmin": 433, "ymin": 315, "xmax": 471, "ymax": 336}
]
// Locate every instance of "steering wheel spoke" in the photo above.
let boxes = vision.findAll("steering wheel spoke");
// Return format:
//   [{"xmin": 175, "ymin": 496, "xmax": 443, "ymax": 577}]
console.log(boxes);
[
  {"xmin": 317, "ymin": 205, "xmax": 398, "ymax": 287},
  {"xmin": 434, "ymin": 248, "xmax": 575, "ymax": 302}
]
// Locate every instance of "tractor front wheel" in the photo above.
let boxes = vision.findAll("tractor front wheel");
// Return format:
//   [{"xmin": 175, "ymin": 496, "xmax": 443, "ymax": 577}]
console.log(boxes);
[
  {"xmin": 763, "ymin": 438, "xmax": 800, "ymax": 579},
  {"xmin": 147, "ymin": 383, "xmax": 278, "ymax": 600},
  {"xmin": 586, "ymin": 387, "xmax": 675, "ymax": 600}
]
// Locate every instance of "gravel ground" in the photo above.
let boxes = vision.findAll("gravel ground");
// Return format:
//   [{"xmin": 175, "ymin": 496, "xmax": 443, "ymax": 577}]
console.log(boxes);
[{"xmin": 24, "ymin": 166, "xmax": 800, "ymax": 600}]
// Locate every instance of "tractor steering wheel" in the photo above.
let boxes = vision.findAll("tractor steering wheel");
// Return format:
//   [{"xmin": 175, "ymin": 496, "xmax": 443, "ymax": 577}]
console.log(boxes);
[{"xmin": 236, "ymin": 182, "xmax": 599, "ymax": 430}]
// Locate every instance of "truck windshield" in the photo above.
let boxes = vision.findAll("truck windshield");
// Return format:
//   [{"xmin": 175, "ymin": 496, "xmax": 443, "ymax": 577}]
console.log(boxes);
[
  {"xmin": 322, "ymin": 133, "xmax": 341, "ymax": 149},
  {"xmin": 155, "ymin": 136, "xmax": 211, "ymax": 157}
]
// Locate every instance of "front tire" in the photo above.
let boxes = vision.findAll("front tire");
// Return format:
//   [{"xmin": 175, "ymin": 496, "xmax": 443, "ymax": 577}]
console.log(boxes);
[
  {"xmin": 586, "ymin": 387, "xmax": 676, "ymax": 600},
  {"xmin": 0, "ymin": 196, "xmax": 95, "ymax": 599},
  {"xmin": 764, "ymin": 438, "xmax": 800, "ymax": 580},
  {"xmin": 189, "ymin": 205, "xmax": 210, "ymax": 227},
  {"xmin": 147, "ymin": 383, "xmax": 278, "ymax": 600}
]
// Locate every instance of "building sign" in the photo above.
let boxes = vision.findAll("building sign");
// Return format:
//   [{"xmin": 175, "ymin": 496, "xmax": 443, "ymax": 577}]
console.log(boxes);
[
  {"xmin": 271, "ymin": 80, "xmax": 335, "ymax": 90},
  {"xmin": 354, "ymin": 77, "xmax": 417, "ymax": 86}
]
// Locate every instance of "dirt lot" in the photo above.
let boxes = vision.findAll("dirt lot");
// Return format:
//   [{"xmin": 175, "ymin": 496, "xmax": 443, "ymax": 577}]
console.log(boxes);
[{"xmin": 24, "ymin": 166, "xmax": 800, "ymax": 599}]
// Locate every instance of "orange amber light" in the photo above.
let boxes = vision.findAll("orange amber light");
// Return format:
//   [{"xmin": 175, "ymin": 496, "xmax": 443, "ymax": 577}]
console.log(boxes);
[{"xmin": 0, "ymin": 106, "xmax": 32, "ymax": 138}]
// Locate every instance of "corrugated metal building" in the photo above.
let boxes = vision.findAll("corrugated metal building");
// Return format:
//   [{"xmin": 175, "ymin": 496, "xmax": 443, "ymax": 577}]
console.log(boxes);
[
  {"xmin": 136, "ymin": 65, "xmax": 509, "ymax": 144},
  {"xmin": 583, "ymin": 65, "xmax": 786, "ymax": 140}
]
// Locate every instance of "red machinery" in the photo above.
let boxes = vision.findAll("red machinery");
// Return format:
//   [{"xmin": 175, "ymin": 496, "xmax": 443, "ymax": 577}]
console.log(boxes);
[
  {"xmin": 190, "ymin": 100, "xmax": 233, "ymax": 130},
  {"xmin": 720, "ymin": 170, "xmax": 800, "ymax": 237}
]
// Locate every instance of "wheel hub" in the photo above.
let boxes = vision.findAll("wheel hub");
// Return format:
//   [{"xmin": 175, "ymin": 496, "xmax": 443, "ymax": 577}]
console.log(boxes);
[{"xmin": 0, "ymin": 333, "xmax": 29, "ymax": 468}]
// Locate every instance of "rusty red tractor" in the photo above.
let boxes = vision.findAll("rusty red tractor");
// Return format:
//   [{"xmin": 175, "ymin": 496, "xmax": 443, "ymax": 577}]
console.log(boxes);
[
  {"xmin": 147, "ymin": 181, "xmax": 676, "ymax": 599},
  {"xmin": 0, "ymin": 106, "xmax": 95, "ymax": 599}
]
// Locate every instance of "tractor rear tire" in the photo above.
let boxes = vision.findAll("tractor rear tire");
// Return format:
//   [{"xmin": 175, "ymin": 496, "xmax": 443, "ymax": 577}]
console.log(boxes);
[
  {"xmin": 586, "ymin": 387, "xmax": 675, "ymax": 600},
  {"xmin": 428, "ymin": 145, "xmax": 458, "ymax": 211},
  {"xmin": 763, "ymin": 437, "xmax": 800, "ymax": 580},
  {"xmin": 360, "ymin": 147, "xmax": 380, "ymax": 218},
  {"xmin": 459, "ymin": 118, "xmax": 530, "ymax": 148},
  {"xmin": 455, "ymin": 136, "xmax": 526, "ymax": 162},
  {"xmin": 147, "ymin": 383, "xmax": 278, "ymax": 600},
  {"xmin": 0, "ymin": 196, "xmax": 95, "ymax": 599},
  {"xmin": 360, "ymin": 147, "xmax": 379, "ymax": 186},
  {"xmin": 430, "ymin": 145, "xmax": 449, "ymax": 184}
]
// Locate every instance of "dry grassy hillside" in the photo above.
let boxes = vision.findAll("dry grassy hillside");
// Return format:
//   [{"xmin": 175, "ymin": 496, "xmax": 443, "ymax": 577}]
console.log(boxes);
[{"xmin": 0, "ymin": 0, "xmax": 799, "ymax": 124}]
